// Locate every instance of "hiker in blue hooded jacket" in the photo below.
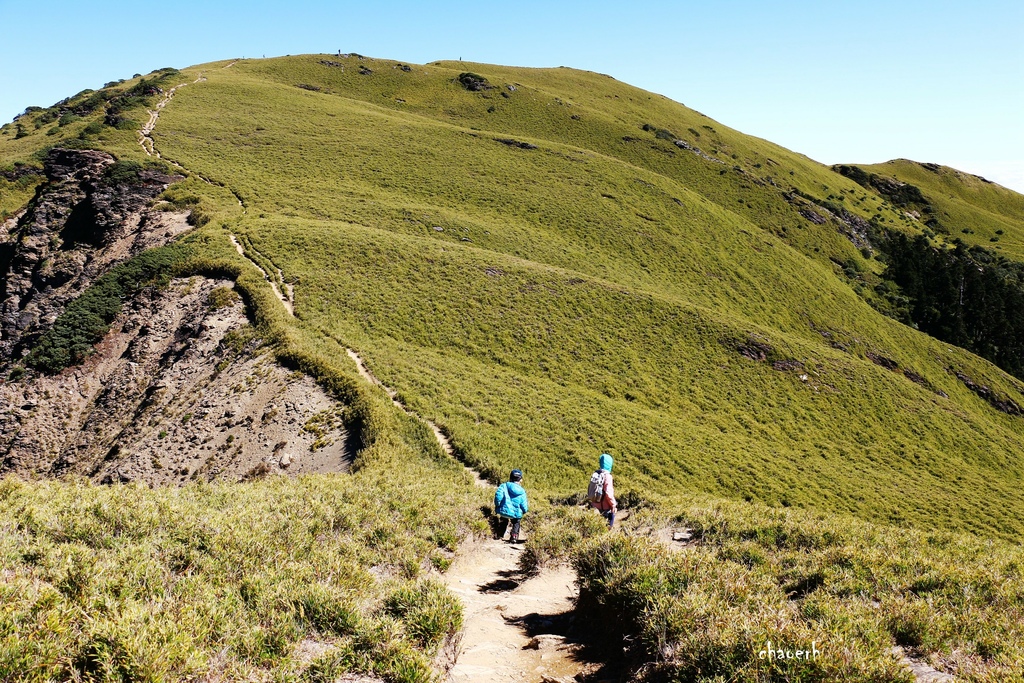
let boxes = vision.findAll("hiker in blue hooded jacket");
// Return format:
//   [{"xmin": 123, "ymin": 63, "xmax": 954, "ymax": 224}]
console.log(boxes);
[{"xmin": 494, "ymin": 469, "xmax": 529, "ymax": 543}]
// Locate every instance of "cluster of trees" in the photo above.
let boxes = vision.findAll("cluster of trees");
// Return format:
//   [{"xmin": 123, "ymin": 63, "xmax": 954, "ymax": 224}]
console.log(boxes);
[{"xmin": 880, "ymin": 232, "xmax": 1024, "ymax": 380}]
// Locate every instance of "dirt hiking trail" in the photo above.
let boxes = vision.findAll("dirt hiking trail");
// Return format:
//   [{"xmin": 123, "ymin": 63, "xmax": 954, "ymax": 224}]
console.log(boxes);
[
  {"xmin": 228, "ymin": 227, "xmax": 599, "ymax": 680},
  {"xmin": 225, "ymin": 230, "xmax": 936, "ymax": 683},
  {"xmin": 345, "ymin": 348, "xmax": 489, "ymax": 489},
  {"xmin": 138, "ymin": 75, "xmax": 205, "ymax": 158},
  {"xmin": 342, "ymin": 350, "xmax": 600, "ymax": 681},
  {"xmin": 893, "ymin": 647, "xmax": 955, "ymax": 683},
  {"xmin": 230, "ymin": 234, "xmax": 295, "ymax": 315},
  {"xmin": 443, "ymin": 540, "xmax": 596, "ymax": 683}
]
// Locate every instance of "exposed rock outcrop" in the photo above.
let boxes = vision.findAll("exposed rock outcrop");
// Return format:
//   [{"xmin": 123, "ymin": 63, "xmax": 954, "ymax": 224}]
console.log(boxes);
[
  {"xmin": 953, "ymin": 370, "xmax": 1023, "ymax": 416},
  {"xmin": 0, "ymin": 164, "xmax": 43, "ymax": 182},
  {"xmin": 0, "ymin": 148, "xmax": 186, "ymax": 366},
  {"xmin": 0, "ymin": 148, "xmax": 355, "ymax": 485},
  {"xmin": 0, "ymin": 277, "xmax": 355, "ymax": 483},
  {"xmin": 673, "ymin": 139, "xmax": 724, "ymax": 164},
  {"xmin": 785, "ymin": 191, "xmax": 873, "ymax": 250}
]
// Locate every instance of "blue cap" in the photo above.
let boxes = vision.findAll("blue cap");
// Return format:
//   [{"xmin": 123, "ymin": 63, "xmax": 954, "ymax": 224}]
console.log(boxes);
[{"xmin": 510, "ymin": 469, "xmax": 523, "ymax": 481}]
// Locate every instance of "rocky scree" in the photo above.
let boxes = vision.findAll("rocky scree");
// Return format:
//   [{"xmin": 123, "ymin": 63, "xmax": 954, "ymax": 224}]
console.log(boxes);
[
  {"xmin": 0, "ymin": 149, "xmax": 356, "ymax": 484},
  {"xmin": 0, "ymin": 148, "xmax": 185, "ymax": 366}
]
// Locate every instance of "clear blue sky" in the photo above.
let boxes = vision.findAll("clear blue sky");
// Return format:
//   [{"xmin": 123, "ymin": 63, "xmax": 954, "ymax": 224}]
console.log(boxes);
[{"xmin": 2, "ymin": 0, "xmax": 1021, "ymax": 191}]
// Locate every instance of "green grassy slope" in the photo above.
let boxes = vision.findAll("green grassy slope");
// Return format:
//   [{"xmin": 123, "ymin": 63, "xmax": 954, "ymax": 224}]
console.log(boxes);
[
  {"xmin": 3, "ymin": 55, "xmax": 1024, "ymax": 542},
  {"xmin": 4, "ymin": 54, "xmax": 1024, "ymax": 682},
  {"xmin": 854, "ymin": 159, "xmax": 1024, "ymax": 259}
]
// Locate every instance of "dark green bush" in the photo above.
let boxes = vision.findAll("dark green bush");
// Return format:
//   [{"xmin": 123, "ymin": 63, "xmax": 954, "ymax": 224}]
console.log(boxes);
[
  {"xmin": 104, "ymin": 114, "xmax": 136, "ymax": 130},
  {"xmin": 27, "ymin": 243, "xmax": 194, "ymax": 374},
  {"xmin": 78, "ymin": 122, "xmax": 103, "ymax": 139},
  {"xmin": 103, "ymin": 160, "xmax": 143, "ymax": 184},
  {"xmin": 641, "ymin": 122, "xmax": 678, "ymax": 140},
  {"xmin": 101, "ymin": 159, "xmax": 173, "ymax": 186},
  {"xmin": 35, "ymin": 109, "xmax": 59, "ymax": 127}
]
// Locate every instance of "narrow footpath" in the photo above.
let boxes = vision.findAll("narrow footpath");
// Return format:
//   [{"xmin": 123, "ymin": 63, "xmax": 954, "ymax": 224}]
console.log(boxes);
[
  {"xmin": 347, "ymin": 346, "xmax": 594, "ymax": 683},
  {"xmin": 226, "ymin": 220, "xmax": 937, "ymax": 683},
  {"xmin": 230, "ymin": 233, "xmax": 597, "ymax": 681},
  {"xmin": 444, "ymin": 542, "xmax": 591, "ymax": 683},
  {"xmin": 138, "ymin": 74, "xmax": 205, "ymax": 159},
  {"xmin": 230, "ymin": 234, "xmax": 294, "ymax": 315},
  {"xmin": 343, "ymin": 348, "xmax": 487, "ymax": 488}
]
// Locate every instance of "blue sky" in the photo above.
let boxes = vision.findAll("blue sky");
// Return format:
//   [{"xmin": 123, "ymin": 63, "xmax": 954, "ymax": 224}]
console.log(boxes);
[{"xmin": 1, "ymin": 0, "xmax": 1021, "ymax": 191}]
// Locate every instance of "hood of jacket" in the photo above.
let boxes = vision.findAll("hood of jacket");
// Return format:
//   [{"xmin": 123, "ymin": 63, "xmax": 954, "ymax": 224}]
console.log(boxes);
[
  {"xmin": 504, "ymin": 482, "xmax": 527, "ymax": 498},
  {"xmin": 599, "ymin": 453, "xmax": 614, "ymax": 472}
]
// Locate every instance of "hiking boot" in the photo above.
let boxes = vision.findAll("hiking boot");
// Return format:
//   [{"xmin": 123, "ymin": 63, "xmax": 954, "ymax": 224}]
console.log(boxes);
[{"xmin": 508, "ymin": 533, "xmax": 519, "ymax": 544}]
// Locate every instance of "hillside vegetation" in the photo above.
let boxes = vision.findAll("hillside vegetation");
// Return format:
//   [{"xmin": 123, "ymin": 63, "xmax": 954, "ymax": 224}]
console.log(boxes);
[
  {"xmin": 834, "ymin": 160, "xmax": 1024, "ymax": 382},
  {"xmin": 1, "ymin": 53, "xmax": 1023, "ymax": 681},
  {"xmin": 850, "ymin": 159, "xmax": 1024, "ymax": 260},
  {"xmin": 3, "ymin": 54, "xmax": 1024, "ymax": 536},
  {"xmin": 0, "ymin": 391, "xmax": 484, "ymax": 681},
  {"xmin": 570, "ymin": 498, "xmax": 1024, "ymax": 681}
]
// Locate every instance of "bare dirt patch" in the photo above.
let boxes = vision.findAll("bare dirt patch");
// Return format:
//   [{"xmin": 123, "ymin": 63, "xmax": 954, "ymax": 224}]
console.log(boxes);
[
  {"xmin": 0, "ymin": 277, "xmax": 354, "ymax": 484},
  {"xmin": 443, "ymin": 539, "xmax": 597, "ymax": 683}
]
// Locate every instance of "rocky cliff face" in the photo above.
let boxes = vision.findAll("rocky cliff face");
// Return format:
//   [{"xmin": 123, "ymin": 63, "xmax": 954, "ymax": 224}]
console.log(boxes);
[
  {"xmin": 0, "ymin": 148, "xmax": 186, "ymax": 366},
  {"xmin": 0, "ymin": 277, "xmax": 354, "ymax": 483},
  {"xmin": 0, "ymin": 149, "xmax": 355, "ymax": 484}
]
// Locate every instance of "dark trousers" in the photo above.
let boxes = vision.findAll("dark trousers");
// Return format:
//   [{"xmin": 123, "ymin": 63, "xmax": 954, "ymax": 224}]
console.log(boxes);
[
  {"xmin": 496, "ymin": 516, "xmax": 521, "ymax": 539},
  {"xmin": 601, "ymin": 508, "xmax": 616, "ymax": 528}
]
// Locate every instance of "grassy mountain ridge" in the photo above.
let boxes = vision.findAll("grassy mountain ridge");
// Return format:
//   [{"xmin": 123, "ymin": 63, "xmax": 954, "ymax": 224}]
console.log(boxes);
[
  {"xmin": 3, "ymin": 53, "xmax": 1024, "ymax": 539},
  {"xmin": 3, "ymin": 53, "xmax": 1024, "ymax": 681},
  {"xmin": 851, "ymin": 159, "xmax": 1024, "ymax": 259}
]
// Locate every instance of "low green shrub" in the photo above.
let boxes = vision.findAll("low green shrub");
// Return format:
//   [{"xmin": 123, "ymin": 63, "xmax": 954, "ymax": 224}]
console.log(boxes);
[
  {"xmin": 78, "ymin": 121, "xmax": 103, "ymax": 139},
  {"xmin": 383, "ymin": 579, "xmax": 463, "ymax": 651},
  {"xmin": 207, "ymin": 285, "xmax": 241, "ymax": 310},
  {"xmin": 519, "ymin": 504, "xmax": 607, "ymax": 573},
  {"xmin": 27, "ymin": 242, "xmax": 195, "ymax": 373},
  {"xmin": 567, "ymin": 499, "xmax": 1024, "ymax": 681}
]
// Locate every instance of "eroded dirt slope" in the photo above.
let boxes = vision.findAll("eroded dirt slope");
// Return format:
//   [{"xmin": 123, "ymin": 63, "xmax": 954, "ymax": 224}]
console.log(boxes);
[
  {"xmin": 0, "ymin": 148, "xmax": 187, "ymax": 364},
  {"xmin": 0, "ymin": 148, "xmax": 355, "ymax": 485},
  {"xmin": 0, "ymin": 277, "xmax": 355, "ymax": 484}
]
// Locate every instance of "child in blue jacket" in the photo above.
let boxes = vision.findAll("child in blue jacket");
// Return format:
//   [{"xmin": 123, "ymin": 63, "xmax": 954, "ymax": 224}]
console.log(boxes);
[{"xmin": 494, "ymin": 469, "xmax": 529, "ymax": 543}]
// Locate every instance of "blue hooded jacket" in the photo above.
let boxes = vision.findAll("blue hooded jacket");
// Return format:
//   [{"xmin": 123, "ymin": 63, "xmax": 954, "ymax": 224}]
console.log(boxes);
[
  {"xmin": 495, "ymin": 481, "xmax": 529, "ymax": 519},
  {"xmin": 599, "ymin": 453, "xmax": 613, "ymax": 472}
]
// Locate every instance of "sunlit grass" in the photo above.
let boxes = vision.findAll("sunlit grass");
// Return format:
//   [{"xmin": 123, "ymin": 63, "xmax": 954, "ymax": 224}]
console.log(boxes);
[
  {"xmin": 1, "ymin": 52, "xmax": 1023, "ymax": 680},
  {"xmin": 0, "ymin": 393, "xmax": 486, "ymax": 682},
  {"xmin": 567, "ymin": 497, "xmax": 1024, "ymax": 682}
]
